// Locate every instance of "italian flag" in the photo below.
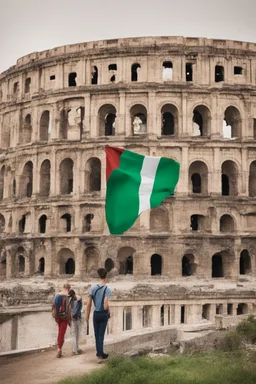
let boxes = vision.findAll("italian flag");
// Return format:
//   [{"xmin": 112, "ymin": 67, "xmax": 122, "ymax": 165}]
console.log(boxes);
[{"xmin": 105, "ymin": 147, "xmax": 180, "ymax": 235}]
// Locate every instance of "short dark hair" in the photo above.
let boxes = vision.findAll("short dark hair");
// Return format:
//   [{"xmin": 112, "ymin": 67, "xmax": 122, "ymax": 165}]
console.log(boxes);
[
  {"xmin": 97, "ymin": 268, "xmax": 107, "ymax": 279},
  {"xmin": 69, "ymin": 289, "xmax": 76, "ymax": 298}
]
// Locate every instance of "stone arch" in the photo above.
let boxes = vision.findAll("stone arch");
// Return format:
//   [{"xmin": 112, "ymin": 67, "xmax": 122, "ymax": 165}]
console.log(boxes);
[
  {"xmin": 39, "ymin": 110, "xmax": 50, "ymax": 141},
  {"xmin": 220, "ymin": 214, "xmax": 235, "ymax": 233},
  {"xmin": 240, "ymin": 249, "xmax": 251, "ymax": 275},
  {"xmin": 161, "ymin": 104, "xmax": 178, "ymax": 136},
  {"xmin": 105, "ymin": 258, "xmax": 114, "ymax": 272},
  {"xmin": 117, "ymin": 247, "xmax": 135, "ymax": 275},
  {"xmin": 57, "ymin": 248, "xmax": 75, "ymax": 275},
  {"xmin": 0, "ymin": 165, "xmax": 5, "ymax": 200},
  {"xmin": 98, "ymin": 104, "xmax": 116, "ymax": 136},
  {"xmin": 249, "ymin": 161, "xmax": 256, "ymax": 197},
  {"xmin": 39, "ymin": 214, "xmax": 47, "ymax": 233},
  {"xmin": 192, "ymin": 105, "xmax": 211, "ymax": 136},
  {"xmin": 182, "ymin": 254, "xmax": 196, "ymax": 276},
  {"xmin": 39, "ymin": 257, "xmax": 45, "ymax": 274},
  {"xmin": 150, "ymin": 206, "xmax": 169, "ymax": 232},
  {"xmin": 223, "ymin": 106, "xmax": 242, "ymax": 138},
  {"xmin": 60, "ymin": 213, "xmax": 72, "ymax": 232},
  {"xmin": 237, "ymin": 303, "xmax": 248, "ymax": 315},
  {"xmin": 212, "ymin": 251, "xmax": 233, "ymax": 278},
  {"xmin": 20, "ymin": 161, "xmax": 33, "ymax": 198},
  {"xmin": 0, "ymin": 214, "xmax": 5, "ymax": 233},
  {"xmin": 151, "ymin": 254, "xmax": 162, "ymax": 275},
  {"xmin": 221, "ymin": 160, "xmax": 238, "ymax": 196},
  {"xmin": 212, "ymin": 253, "xmax": 223, "ymax": 278},
  {"xmin": 131, "ymin": 63, "xmax": 141, "ymax": 82},
  {"xmin": 23, "ymin": 114, "xmax": 32, "ymax": 143},
  {"xmin": 189, "ymin": 161, "xmax": 208, "ymax": 194},
  {"xmin": 85, "ymin": 158, "xmax": 101, "ymax": 193},
  {"xmin": 60, "ymin": 158, "xmax": 73, "ymax": 195},
  {"xmin": 39, "ymin": 159, "xmax": 51, "ymax": 197},
  {"xmin": 84, "ymin": 247, "xmax": 99, "ymax": 274},
  {"xmin": 130, "ymin": 104, "xmax": 147, "ymax": 135}
]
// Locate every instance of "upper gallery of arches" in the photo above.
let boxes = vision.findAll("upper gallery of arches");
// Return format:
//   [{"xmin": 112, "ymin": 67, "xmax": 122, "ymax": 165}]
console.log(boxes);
[{"xmin": 1, "ymin": 37, "xmax": 256, "ymax": 97}]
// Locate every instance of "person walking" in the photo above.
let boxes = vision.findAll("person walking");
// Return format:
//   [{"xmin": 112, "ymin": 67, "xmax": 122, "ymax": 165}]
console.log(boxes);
[
  {"xmin": 86, "ymin": 268, "xmax": 112, "ymax": 360},
  {"xmin": 69, "ymin": 289, "xmax": 83, "ymax": 355},
  {"xmin": 52, "ymin": 283, "xmax": 72, "ymax": 358}
]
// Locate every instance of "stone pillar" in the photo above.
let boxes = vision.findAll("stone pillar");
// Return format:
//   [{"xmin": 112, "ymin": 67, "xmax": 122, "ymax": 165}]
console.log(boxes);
[
  {"xmin": 181, "ymin": 92, "xmax": 188, "ymax": 137},
  {"xmin": 164, "ymin": 305, "xmax": 169, "ymax": 326},
  {"xmin": 134, "ymin": 251, "xmax": 150, "ymax": 276},
  {"xmin": 82, "ymin": 93, "xmax": 91, "ymax": 138},
  {"xmin": 212, "ymin": 147, "xmax": 221, "ymax": 195},
  {"xmin": 73, "ymin": 152, "xmax": 80, "ymax": 198},
  {"xmin": 148, "ymin": 91, "xmax": 157, "ymax": 137},
  {"xmin": 85, "ymin": 59, "xmax": 92, "ymax": 85},
  {"xmin": 176, "ymin": 146, "xmax": 188, "ymax": 195},
  {"xmin": 111, "ymin": 306, "xmax": 123, "ymax": 335},
  {"xmin": 31, "ymin": 105, "xmax": 38, "ymax": 142},
  {"xmin": 6, "ymin": 247, "xmax": 14, "ymax": 279},
  {"xmin": 152, "ymin": 305, "xmax": 161, "ymax": 328},
  {"xmin": 241, "ymin": 148, "xmax": 248, "ymax": 196},
  {"xmin": 51, "ymin": 103, "xmax": 60, "ymax": 141},
  {"xmin": 56, "ymin": 63, "xmax": 64, "ymax": 89},
  {"xmin": 32, "ymin": 155, "xmax": 39, "ymax": 197},
  {"xmin": 174, "ymin": 304, "xmax": 181, "ymax": 325},
  {"xmin": 118, "ymin": 92, "xmax": 126, "ymax": 135}
]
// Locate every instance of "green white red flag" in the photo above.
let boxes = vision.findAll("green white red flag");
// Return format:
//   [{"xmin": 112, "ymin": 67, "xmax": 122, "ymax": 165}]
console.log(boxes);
[{"xmin": 105, "ymin": 146, "xmax": 180, "ymax": 235}]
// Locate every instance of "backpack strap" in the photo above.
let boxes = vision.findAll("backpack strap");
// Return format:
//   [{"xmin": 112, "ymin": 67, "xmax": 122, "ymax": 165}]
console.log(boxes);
[{"xmin": 101, "ymin": 286, "xmax": 108, "ymax": 311}]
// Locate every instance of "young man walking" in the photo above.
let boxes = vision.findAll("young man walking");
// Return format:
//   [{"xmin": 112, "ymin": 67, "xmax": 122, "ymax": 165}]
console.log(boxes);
[
  {"xmin": 86, "ymin": 268, "xmax": 112, "ymax": 359},
  {"xmin": 52, "ymin": 283, "xmax": 72, "ymax": 358}
]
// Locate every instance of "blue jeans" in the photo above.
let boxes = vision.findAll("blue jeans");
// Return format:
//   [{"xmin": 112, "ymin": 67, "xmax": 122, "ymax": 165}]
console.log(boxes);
[{"xmin": 93, "ymin": 311, "xmax": 108, "ymax": 356}]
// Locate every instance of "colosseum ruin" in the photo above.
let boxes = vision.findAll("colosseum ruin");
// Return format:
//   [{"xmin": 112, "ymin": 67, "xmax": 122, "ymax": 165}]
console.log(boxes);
[{"xmin": 1, "ymin": 36, "xmax": 256, "ymax": 354}]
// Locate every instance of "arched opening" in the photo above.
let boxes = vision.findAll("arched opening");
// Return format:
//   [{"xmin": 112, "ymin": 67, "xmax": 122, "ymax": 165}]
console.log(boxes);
[
  {"xmin": 25, "ymin": 78, "xmax": 31, "ymax": 93},
  {"xmin": 60, "ymin": 158, "xmax": 73, "ymax": 195},
  {"xmin": 130, "ymin": 104, "xmax": 147, "ymax": 135},
  {"xmin": 58, "ymin": 248, "xmax": 75, "ymax": 275},
  {"xmin": 91, "ymin": 66, "xmax": 98, "ymax": 85},
  {"xmin": 68, "ymin": 72, "xmax": 77, "ymax": 87},
  {"xmin": 190, "ymin": 215, "xmax": 205, "ymax": 231},
  {"xmin": 117, "ymin": 247, "xmax": 135, "ymax": 275},
  {"xmin": 98, "ymin": 104, "xmax": 116, "ymax": 136},
  {"xmin": 83, "ymin": 213, "xmax": 94, "ymax": 232},
  {"xmin": 237, "ymin": 303, "xmax": 248, "ymax": 315},
  {"xmin": 161, "ymin": 104, "xmax": 178, "ymax": 136},
  {"xmin": 60, "ymin": 213, "xmax": 71, "ymax": 232},
  {"xmin": 221, "ymin": 161, "xmax": 238, "ymax": 196},
  {"xmin": 108, "ymin": 64, "xmax": 117, "ymax": 82},
  {"xmin": 162, "ymin": 61, "xmax": 173, "ymax": 81},
  {"xmin": 150, "ymin": 206, "xmax": 169, "ymax": 232},
  {"xmin": 202, "ymin": 304, "xmax": 211, "ymax": 320},
  {"xmin": 131, "ymin": 63, "xmax": 141, "ymax": 82},
  {"xmin": 39, "ymin": 160, "xmax": 51, "ymax": 197},
  {"xmin": 151, "ymin": 254, "xmax": 162, "ymax": 275},
  {"xmin": 39, "ymin": 257, "xmax": 45, "ymax": 274},
  {"xmin": 249, "ymin": 161, "xmax": 256, "ymax": 197},
  {"xmin": 105, "ymin": 258, "xmax": 114, "ymax": 273},
  {"xmin": 39, "ymin": 111, "xmax": 50, "ymax": 141},
  {"xmin": 85, "ymin": 158, "xmax": 101, "ymax": 193},
  {"xmin": 186, "ymin": 63, "xmax": 193, "ymax": 81},
  {"xmin": 23, "ymin": 114, "xmax": 32, "ymax": 143},
  {"xmin": 39, "ymin": 215, "xmax": 47, "ymax": 234},
  {"xmin": 60, "ymin": 109, "xmax": 68, "ymax": 139},
  {"xmin": 19, "ymin": 255, "xmax": 25, "ymax": 272},
  {"xmin": 19, "ymin": 215, "xmax": 26, "ymax": 233},
  {"xmin": 223, "ymin": 107, "xmax": 241, "ymax": 138},
  {"xmin": 65, "ymin": 258, "xmax": 75, "ymax": 274},
  {"xmin": 84, "ymin": 247, "xmax": 99, "ymax": 274},
  {"xmin": 192, "ymin": 105, "xmax": 211, "ymax": 136},
  {"xmin": 20, "ymin": 161, "xmax": 33, "ymax": 198},
  {"xmin": 13, "ymin": 179, "xmax": 16, "ymax": 196},
  {"xmin": 240, "ymin": 250, "xmax": 251, "ymax": 275},
  {"xmin": 0, "ymin": 166, "xmax": 5, "ymax": 200},
  {"xmin": 212, "ymin": 254, "xmax": 223, "ymax": 278},
  {"xmin": 220, "ymin": 215, "xmax": 235, "ymax": 233},
  {"xmin": 182, "ymin": 254, "xmax": 196, "ymax": 276},
  {"xmin": 215, "ymin": 65, "xmax": 224, "ymax": 82},
  {"xmin": 0, "ymin": 214, "xmax": 5, "ymax": 233},
  {"xmin": 189, "ymin": 161, "xmax": 208, "ymax": 194}
]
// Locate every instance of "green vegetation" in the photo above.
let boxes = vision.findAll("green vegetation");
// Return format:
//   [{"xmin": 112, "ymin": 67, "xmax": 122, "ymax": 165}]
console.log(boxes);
[{"xmin": 60, "ymin": 316, "xmax": 256, "ymax": 384}]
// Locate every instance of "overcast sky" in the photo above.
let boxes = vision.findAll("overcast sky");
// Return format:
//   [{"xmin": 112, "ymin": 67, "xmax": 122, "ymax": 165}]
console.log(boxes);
[{"xmin": 0, "ymin": 0, "xmax": 255, "ymax": 73}]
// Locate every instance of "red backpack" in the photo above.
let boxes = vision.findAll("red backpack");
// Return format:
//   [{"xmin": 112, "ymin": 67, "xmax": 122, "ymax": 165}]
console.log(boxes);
[{"xmin": 52, "ymin": 295, "xmax": 71, "ymax": 320}]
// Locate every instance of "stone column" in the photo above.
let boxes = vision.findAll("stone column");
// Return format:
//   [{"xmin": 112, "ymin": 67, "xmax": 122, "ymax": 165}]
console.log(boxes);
[
  {"xmin": 6, "ymin": 247, "xmax": 14, "ymax": 279},
  {"xmin": 56, "ymin": 63, "xmax": 64, "ymax": 89},
  {"xmin": 164, "ymin": 305, "xmax": 169, "ymax": 326},
  {"xmin": 176, "ymin": 146, "xmax": 188, "ymax": 195},
  {"xmin": 174, "ymin": 304, "xmax": 181, "ymax": 325},
  {"xmin": 51, "ymin": 103, "xmax": 60, "ymax": 141},
  {"xmin": 241, "ymin": 148, "xmax": 248, "ymax": 196},
  {"xmin": 111, "ymin": 306, "xmax": 123, "ymax": 335},
  {"xmin": 181, "ymin": 92, "xmax": 188, "ymax": 137},
  {"xmin": 148, "ymin": 91, "xmax": 157, "ymax": 137},
  {"xmin": 73, "ymin": 152, "xmax": 80, "ymax": 198},
  {"xmin": 134, "ymin": 251, "xmax": 150, "ymax": 276},
  {"xmin": 118, "ymin": 92, "xmax": 126, "ymax": 135},
  {"xmin": 82, "ymin": 93, "xmax": 91, "ymax": 138},
  {"xmin": 212, "ymin": 147, "xmax": 221, "ymax": 195},
  {"xmin": 152, "ymin": 305, "xmax": 161, "ymax": 328},
  {"xmin": 85, "ymin": 59, "xmax": 92, "ymax": 85}
]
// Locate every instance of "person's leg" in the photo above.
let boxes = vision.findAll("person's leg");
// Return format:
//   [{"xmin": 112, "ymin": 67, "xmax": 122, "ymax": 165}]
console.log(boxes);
[
  {"xmin": 71, "ymin": 320, "xmax": 77, "ymax": 353},
  {"xmin": 76, "ymin": 319, "xmax": 81, "ymax": 352},
  {"xmin": 93, "ymin": 312, "xmax": 100, "ymax": 356},
  {"xmin": 57, "ymin": 320, "xmax": 68, "ymax": 357},
  {"xmin": 97, "ymin": 314, "xmax": 108, "ymax": 357}
]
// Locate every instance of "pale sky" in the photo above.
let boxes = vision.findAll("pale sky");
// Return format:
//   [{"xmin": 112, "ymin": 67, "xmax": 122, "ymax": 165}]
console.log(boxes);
[{"xmin": 0, "ymin": 0, "xmax": 255, "ymax": 74}]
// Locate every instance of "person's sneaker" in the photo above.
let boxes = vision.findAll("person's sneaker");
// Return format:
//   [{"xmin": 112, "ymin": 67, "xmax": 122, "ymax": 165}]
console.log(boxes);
[
  {"xmin": 98, "ymin": 353, "xmax": 109, "ymax": 360},
  {"xmin": 56, "ymin": 349, "xmax": 62, "ymax": 358},
  {"xmin": 78, "ymin": 349, "xmax": 83, "ymax": 354}
]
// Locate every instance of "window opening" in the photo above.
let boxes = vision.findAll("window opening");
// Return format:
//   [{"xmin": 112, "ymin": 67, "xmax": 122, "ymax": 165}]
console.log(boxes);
[
  {"xmin": 25, "ymin": 78, "xmax": 31, "ymax": 93},
  {"xmin": 19, "ymin": 215, "xmax": 26, "ymax": 233},
  {"xmin": 61, "ymin": 213, "xmax": 71, "ymax": 232},
  {"xmin": 182, "ymin": 256, "xmax": 192, "ymax": 276},
  {"xmin": 215, "ymin": 65, "xmax": 224, "ymax": 82},
  {"xmin": 234, "ymin": 66, "xmax": 243, "ymax": 75},
  {"xmin": 212, "ymin": 254, "xmax": 223, "ymax": 278},
  {"xmin": 13, "ymin": 179, "xmax": 16, "ymax": 196},
  {"xmin": 131, "ymin": 63, "xmax": 141, "ymax": 82},
  {"xmin": 19, "ymin": 255, "xmax": 25, "ymax": 272},
  {"xmin": 181, "ymin": 305, "xmax": 185, "ymax": 324},
  {"xmin": 13, "ymin": 82, "xmax": 19, "ymax": 94},
  {"xmin": 39, "ymin": 257, "xmax": 45, "ymax": 274},
  {"xmin": 222, "ymin": 174, "xmax": 229, "ymax": 196},
  {"xmin": 163, "ymin": 61, "xmax": 173, "ymax": 81},
  {"xmin": 65, "ymin": 258, "xmax": 75, "ymax": 274},
  {"xmin": 193, "ymin": 110, "xmax": 203, "ymax": 136},
  {"xmin": 68, "ymin": 72, "xmax": 77, "ymax": 87},
  {"xmin": 108, "ymin": 64, "xmax": 117, "ymax": 83},
  {"xmin": 227, "ymin": 303, "xmax": 233, "ymax": 315},
  {"xmin": 186, "ymin": 63, "xmax": 193, "ymax": 81},
  {"xmin": 240, "ymin": 250, "xmax": 251, "ymax": 275},
  {"xmin": 105, "ymin": 258, "xmax": 114, "ymax": 272},
  {"xmin": 50, "ymin": 75, "xmax": 55, "ymax": 80},
  {"xmin": 190, "ymin": 215, "xmax": 198, "ymax": 231},
  {"xmin": 191, "ymin": 173, "xmax": 201, "ymax": 193},
  {"xmin": 162, "ymin": 112, "xmax": 174, "ymax": 135},
  {"xmin": 91, "ymin": 66, "xmax": 98, "ymax": 84},
  {"xmin": 126, "ymin": 256, "xmax": 133, "ymax": 274},
  {"xmin": 160, "ymin": 305, "xmax": 164, "ymax": 326},
  {"xmin": 84, "ymin": 213, "xmax": 94, "ymax": 232},
  {"xmin": 39, "ymin": 215, "xmax": 47, "ymax": 233},
  {"xmin": 151, "ymin": 254, "xmax": 162, "ymax": 275},
  {"xmin": 254, "ymin": 119, "xmax": 256, "ymax": 140},
  {"xmin": 105, "ymin": 113, "xmax": 116, "ymax": 136}
]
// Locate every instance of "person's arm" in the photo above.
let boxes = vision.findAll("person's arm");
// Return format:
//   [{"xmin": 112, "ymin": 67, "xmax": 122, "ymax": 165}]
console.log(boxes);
[
  {"xmin": 104, "ymin": 287, "xmax": 112, "ymax": 311},
  {"xmin": 104, "ymin": 297, "xmax": 109, "ymax": 311},
  {"xmin": 86, "ymin": 296, "xmax": 92, "ymax": 321}
]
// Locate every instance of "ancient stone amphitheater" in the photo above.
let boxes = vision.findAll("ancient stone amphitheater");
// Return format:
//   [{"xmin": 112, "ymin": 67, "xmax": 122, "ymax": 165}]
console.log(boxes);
[{"xmin": 1, "ymin": 36, "xmax": 256, "ymax": 353}]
